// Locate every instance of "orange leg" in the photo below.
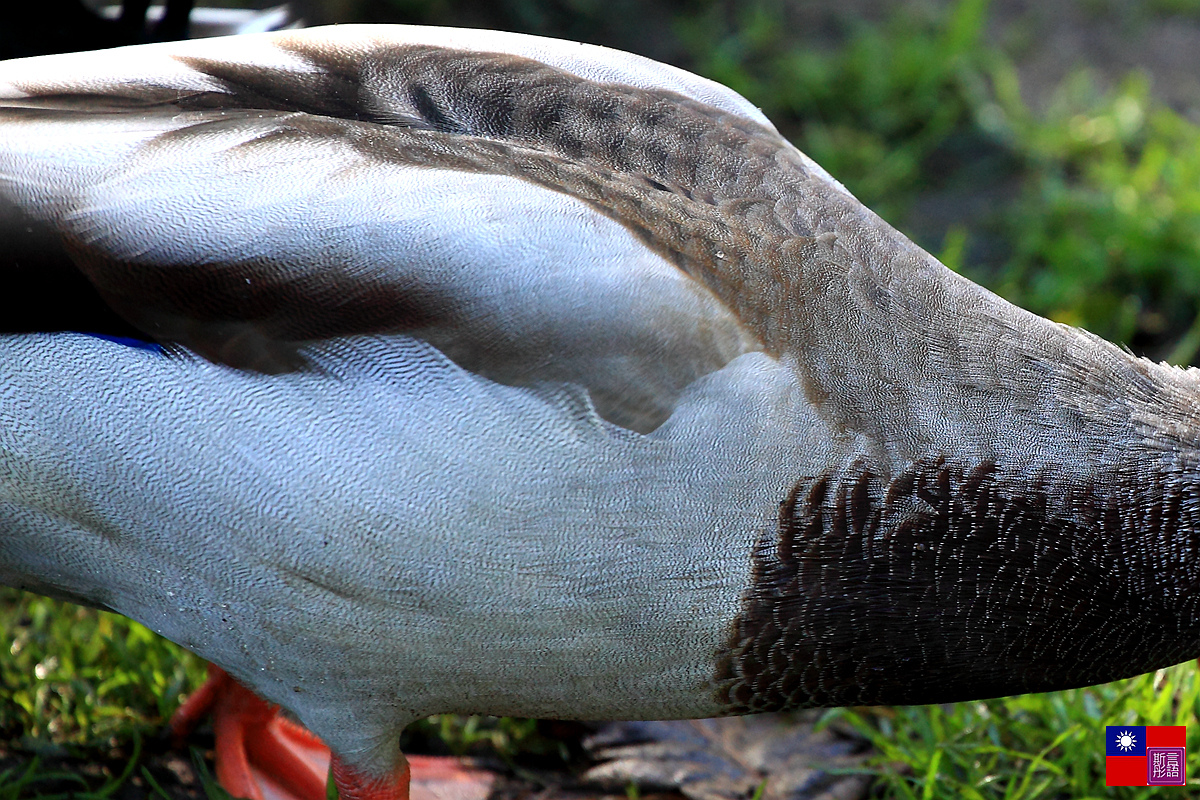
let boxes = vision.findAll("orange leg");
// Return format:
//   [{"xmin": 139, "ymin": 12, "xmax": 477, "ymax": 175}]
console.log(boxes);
[
  {"xmin": 331, "ymin": 757, "xmax": 410, "ymax": 800},
  {"xmin": 170, "ymin": 664, "xmax": 493, "ymax": 800}
]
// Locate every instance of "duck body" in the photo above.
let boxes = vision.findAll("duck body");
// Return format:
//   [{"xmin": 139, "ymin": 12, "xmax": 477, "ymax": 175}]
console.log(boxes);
[
  {"xmin": 2, "ymin": 23, "xmax": 1200, "ymax": 782},
  {"xmin": 1, "ymin": 332, "xmax": 784, "ymax": 729}
]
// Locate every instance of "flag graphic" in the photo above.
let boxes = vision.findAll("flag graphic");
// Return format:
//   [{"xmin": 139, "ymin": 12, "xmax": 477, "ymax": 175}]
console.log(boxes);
[{"xmin": 1106, "ymin": 725, "xmax": 1187, "ymax": 786}]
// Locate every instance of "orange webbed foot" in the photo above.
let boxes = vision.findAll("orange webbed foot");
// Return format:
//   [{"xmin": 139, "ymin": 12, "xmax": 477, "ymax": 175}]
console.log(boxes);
[
  {"xmin": 170, "ymin": 664, "xmax": 330, "ymax": 800},
  {"xmin": 170, "ymin": 664, "xmax": 495, "ymax": 800}
]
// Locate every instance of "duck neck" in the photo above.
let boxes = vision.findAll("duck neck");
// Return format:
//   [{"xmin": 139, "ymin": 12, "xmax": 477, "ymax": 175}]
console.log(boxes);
[{"xmin": 716, "ymin": 234, "xmax": 1200, "ymax": 712}]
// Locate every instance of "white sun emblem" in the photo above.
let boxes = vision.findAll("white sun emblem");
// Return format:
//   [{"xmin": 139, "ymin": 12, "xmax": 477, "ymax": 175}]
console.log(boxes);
[{"xmin": 1115, "ymin": 730, "xmax": 1138, "ymax": 752}]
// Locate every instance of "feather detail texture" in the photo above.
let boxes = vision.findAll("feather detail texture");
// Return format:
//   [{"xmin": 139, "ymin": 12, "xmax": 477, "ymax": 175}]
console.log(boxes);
[{"xmin": 2, "ymin": 24, "xmax": 1200, "ymax": 778}]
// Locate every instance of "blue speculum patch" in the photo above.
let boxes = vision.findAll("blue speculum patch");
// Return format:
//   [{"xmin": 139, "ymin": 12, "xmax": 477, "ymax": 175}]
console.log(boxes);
[{"xmin": 83, "ymin": 333, "xmax": 163, "ymax": 353}]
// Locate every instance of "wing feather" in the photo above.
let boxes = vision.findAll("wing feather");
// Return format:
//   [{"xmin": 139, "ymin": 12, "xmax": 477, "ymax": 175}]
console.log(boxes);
[{"xmin": 0, "ymin": 26, "xmax": 777, "ymax": 431}]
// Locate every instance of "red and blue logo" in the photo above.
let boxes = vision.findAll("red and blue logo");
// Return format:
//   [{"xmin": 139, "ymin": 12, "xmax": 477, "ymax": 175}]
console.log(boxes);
[{"xmin": 1106, "ymin": 725, "xmax": 1187, "ymax": 786}]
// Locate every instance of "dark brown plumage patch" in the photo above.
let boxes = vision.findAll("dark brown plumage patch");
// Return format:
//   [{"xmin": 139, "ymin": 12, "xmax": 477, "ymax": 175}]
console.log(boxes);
[
  {"xmin": 0, "ymin": 196, "xmax": 144, "ymax": 341},
  {"xmin": 716, "ymin": 458, "xmax": 1200, "ymax": 711}
]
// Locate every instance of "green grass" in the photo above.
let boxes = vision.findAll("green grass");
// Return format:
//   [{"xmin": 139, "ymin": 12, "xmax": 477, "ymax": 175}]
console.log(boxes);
[
  {"xmin": 827, "ymin": 664, "xmax": 1200, "ymax": 799},
  {"xmin": 0, "ymin": 589, "xmax": 203, "ymax": 747}
]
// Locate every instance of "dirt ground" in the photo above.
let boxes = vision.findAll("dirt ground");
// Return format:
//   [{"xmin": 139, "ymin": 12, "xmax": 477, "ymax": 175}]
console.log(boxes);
[
  {"xmin": 774, "ymin": 0, "xmax": 1200, "ymax": 118},
  {"xmin": 988, "ymin": 0, "xmax": 1200, "ymax": 118}
]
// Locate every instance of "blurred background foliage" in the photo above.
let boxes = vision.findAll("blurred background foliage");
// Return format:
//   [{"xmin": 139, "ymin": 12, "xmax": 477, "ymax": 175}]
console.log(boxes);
[{"xmin": 10, "ymin": 0, "xmax": 1200, "ymax": 798}]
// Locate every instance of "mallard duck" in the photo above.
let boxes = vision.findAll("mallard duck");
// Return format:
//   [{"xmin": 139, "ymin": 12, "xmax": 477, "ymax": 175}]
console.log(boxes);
[{"xmin": 3, "ymin": 23, "xmax": 1200, "ymax": 800}]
